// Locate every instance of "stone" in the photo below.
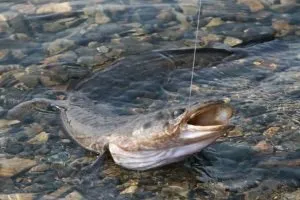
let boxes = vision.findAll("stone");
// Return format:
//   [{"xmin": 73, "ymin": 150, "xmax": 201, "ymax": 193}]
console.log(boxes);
[
  {"xmin": 120, "ymin": 185, "xmax": 138, "ymax": 194},
  {"xmin": 39, "ymin": 76, "xmax": 60, "ymax": 87},
  {"xmin": 27, "ymin": 131, "xmax": 49, "ymax": 145},
  {"xmin": 282, "ymin": 189, "xmax": 300, "ymax": 200},
  {"xmin": 29, "ymin": 163, "xmax": 50, "ymax": 172},
  {"xmin": 0, "ymin": 11, "xmax": 18, "ymax": 22},
  {"xmin": 42, "ymin": 185, "xmax": 72, "ymax": 199},
  {"xmin": 42, "ymin": 51, "xmax": 77, "ymax": 65},
  {"xmin": 156, "ymin": 9, "xmax": 174, "ymax": 22},
  {"xmin": 206, "ymin": 18, "xmax": 224, "ymax": 27},
  {"xmin": 253, "ymin": 140, "xmax": 273, "ymax": 152},
  {"xmin": 272, "ymin": 20, "xmax": 293, "ymax": 37},
  {"xmin": 238, "ymin": 0, "xmax": 264, "ymax": 12},
  {"xmin": 179, "ymin": 3, "xmax": 198, "ymax": 16},
  {"xmin": 77, "ymin": 56, "xmax": 94, "ymax": 67},
  {"xmin": 95, "ymin": 11, "xmax": 110, "ymax": 24},
  {"xmin": 0, "ymin": 193, "xmax": 36, "ymax": 200},
  {"xmin": 11, "ymin": 4, "xmax": 36, "ymax": 14},
  {"xmin": 0, "ymin": 119, "xmax": 20, "ymax": 129},
  {"xmin": 223, "ymin": 36, "xmax": 243, "ymax": 46},
  {"xmin": 280, "ymin": 0, "xmax": 297, "ymax": 5},
  {"xmin": 36, "ymin": 3, "xmax": 72, "ymax": 14},
  {"xmin": 96, "ymin": 45, "xmax": 110, "ymax": 54},
  {"xmin": 65, "ymin": 190, "xmax": 85, "ymax": 200},
  {"xmin": 0, "ymin": 157, "xmax": 37, "ymax": 177},
  {"xmin": 47, "ymin": 39, "xmax": 75, "ymax": 56},
  {"xmin": 263, "ymin": 127, "xmax": 280, "ymax": 138},
  {"xmin": 0, "ymin": 49, "xmax": 10, "ymax": 62}
]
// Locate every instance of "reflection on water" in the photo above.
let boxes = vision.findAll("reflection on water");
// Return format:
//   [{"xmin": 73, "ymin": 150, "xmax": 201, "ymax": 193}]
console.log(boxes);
[{"xmin": 0, "ymin": 0, "xmax": 300, "ymax": 199}]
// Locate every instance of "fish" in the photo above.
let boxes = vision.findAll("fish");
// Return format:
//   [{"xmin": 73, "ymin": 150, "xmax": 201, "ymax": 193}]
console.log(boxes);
[{"xmin": 7, "ymin": 47, "xmax": 236, "ymax": 170}]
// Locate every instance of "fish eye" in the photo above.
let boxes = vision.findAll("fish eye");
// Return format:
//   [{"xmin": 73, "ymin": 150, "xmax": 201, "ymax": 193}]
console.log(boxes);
[{"xmin": 173, "ymin": 108, "xmax": 185, "ymax": 118}]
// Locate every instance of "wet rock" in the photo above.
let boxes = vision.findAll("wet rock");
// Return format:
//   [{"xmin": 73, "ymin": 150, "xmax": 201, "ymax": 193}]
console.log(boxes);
[
  {"xmin": 253, "ymin": 140, "xmax": 274, "ymax": 152},
  {"xmin": 0, "ymin": 157, "xmax": 36, "ymax": 177},
  {"xmin": 42, "ymin": 51, "xmax": 77, "ymax": 65},
  {"xmin": 0, "ymin": 21, "xmax": 9, "ymax": 33},
  {"xmin": 0, "ymin": 11, "xmax": 18, "ymax": 22},
  {"xmin": 27, "ymin": 131, "xmax": 49, "ymax": 145},
  {"xmin": 47, "ymin": 39, "xmax": 75, "ymax": 56},
  {"xmin": 96, "ymin": 45, "xmax": 110, "ymax": 54},
  {"xmin": 0, "ymin": 193, "xmax": 36, "ymax": 200},
  {"xmin": 120, "ymin": 185, "xmax": 138, "ymax": 194},
  {"xmin": 13, "ymin": 72, "xmax": 39, "ymax": 88},
  {"xmin": 280, "ymin": 0, "xmax": 297, "ymax": 5},
  {"xmin": 0, "ymin": 119, "xmax": 20, "ymax": 129},
  {"xmin": 36, "ymin": 3, "xmax": 72, "ymax": 14},
  {"xmin": 95, "ymin": 10, "xmax": 110, "ymax": 24},
  {"xmin": 7, "ymin": 14, "xmax": 32, "ymax": 35},
  {"xmin": 200, "ymin": 34, "xmax": 223, "ymax": 46},
  {"xmin": 238, "ymin": 0, "xmax": 265, "ymax": 12},
  {"xmin": 29, "ymin": 163, "xmax": 50, "ymax": 173},
  {"xmin": 272, "ymin": 19, "xmax": 293, "ymax": 37},
  {"xmin": 206, "ymin": 17, "xmax": 224, "ymax": 27},
  {"xmin": 282, "ymin": 189, "xmax": 300, "ymax": 200},
  {"xmin": 179, "ymin": 3, "xmax": 198, "ymax": 16},
  {"xmin": 65, "ymin": 190, "xmax": 85, "ymax": 200},
  {"xmin": 263, "ymin": 127, "xmax": 280, "ymax": 138},
  {"xmin": 11, "ymin": 4, "xmax": 36, "ymax": 14},
  {"xmin": 223, "ymin": 36, "xmax": 243, "ymax": 46},
  {"xmin": 0, "ymin": 137, "xmax": 8, "ymax": 148},
  {"xmin": 39, "ymin": 76, "xmax": 61, "ymax": 87},
  {"xmin": 42, "ymin": 185, "xmax": 72, "ymax": 199},
  {"xmin": 0, "ymin": 49, "xmax": 10, "ymax": 62},
  {"xmin": 156, "ymin": 9, "xmax": 174, "ymax": 22},
  {"xmin": 4, "ymin": 140, "xmax": 24, "ymax": 154},
  {"xmin": 77, "ymin": 56, "xmax": 94, "ymax": 67},
  {"xmin": 11, "ymin": 49, "xmax": 26, "ymax": 60},
  {"xmin": 43, "ymin": 17, "xmax": 83, "ymax": 33}
]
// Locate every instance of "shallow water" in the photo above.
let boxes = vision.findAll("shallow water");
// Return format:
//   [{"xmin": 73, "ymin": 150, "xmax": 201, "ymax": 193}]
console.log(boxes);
[{"xmin": 0, "ymin": 0, "xmax": 300, "ymax": 199}]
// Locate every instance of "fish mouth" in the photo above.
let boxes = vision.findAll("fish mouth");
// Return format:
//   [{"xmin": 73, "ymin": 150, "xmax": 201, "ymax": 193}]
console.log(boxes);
[{"xmin": 179, "ymin": 101, "xmax": 234, "ymax": 141}]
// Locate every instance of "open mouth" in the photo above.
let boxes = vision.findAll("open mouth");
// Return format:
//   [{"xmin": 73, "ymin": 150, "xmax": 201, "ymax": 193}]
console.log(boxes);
[{"xmin": 180, "ymin": 102, "xmax": 234, "ymax": 140}]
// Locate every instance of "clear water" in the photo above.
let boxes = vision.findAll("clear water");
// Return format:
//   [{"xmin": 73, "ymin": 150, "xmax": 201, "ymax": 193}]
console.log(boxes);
[{"xmin": 0, "ymin": 0, "xmax": 300, "ymax": 199}]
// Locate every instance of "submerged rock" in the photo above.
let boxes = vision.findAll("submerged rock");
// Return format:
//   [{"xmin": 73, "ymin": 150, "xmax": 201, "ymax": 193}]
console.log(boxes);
[
  {"xmin": 0, "ymin": 193, "xmax": 36, "ymax": 200},
  {"xmin": 0, "ymin": 157, "xmax": 37, "ymax": 177}
]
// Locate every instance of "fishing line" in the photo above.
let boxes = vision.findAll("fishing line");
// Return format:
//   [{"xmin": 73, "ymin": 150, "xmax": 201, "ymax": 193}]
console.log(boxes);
[{"xmin": 188, "ymin": 0, "xmax": 202, "ymax": 108}]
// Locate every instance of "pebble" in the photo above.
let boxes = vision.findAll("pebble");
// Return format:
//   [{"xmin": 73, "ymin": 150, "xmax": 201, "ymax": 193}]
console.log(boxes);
[
  {"xmin": 282, "ymin": 189, "xmax": 300, "ymax": 200},
  {"xmin": 47, "ymin": 39, "xmax": 75, "ymax": 56},
  {"xmin": 42, "ymin": 185, "xmax": 72, "ymax": 199},
  {"xmin": 206, "ymin": 17, "xmax": 224, "ymax": 27},
  {"xmin": 29, "ymin": 163, "xmax": 50, "ymax": 173},
  {"xmin": 253, "ymin": 140, "xmax": 274, "ymax": 152},
  {"xmin": 65, "ymin": 190, "xmax": 85, "ymax": 200},
  {"xmin": 27, "ymin": 131, "xmax": 49, "ymax": 145},
  {"xmin": 0, "ymin": 193, "xmax": 36, "ymax": 200},
  {"xmin": 36, "ymin": 3, "xmax": 72, "ymax": 14},
  {"xmin": 238, "ymin": 0, "xmax": 265, "ymax": 12},
  {"xmin": 0, "ymin": 157, "xmax": 36, "ymax": 177},
  {"xmin": 95, "ymin": 11, "xmax": 111, "ymax": 24},
  {"xmin": 0, "ymin": 119, "xmax": 20, "ymax": 129},
  {"xmin": 96, "ymin": 45, "xmax": 110, "ymax": 54},
  {"xmin": 263, "ymin": 127, "xmax": 280, "ymax": 138},
  {"xmin": 223, "ymin": 36, "xmax": 243, "ymax": 46}
]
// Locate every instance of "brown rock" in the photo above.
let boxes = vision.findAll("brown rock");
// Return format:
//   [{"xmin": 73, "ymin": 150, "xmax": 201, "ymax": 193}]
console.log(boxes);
[
  {"xmin": 36, "ymin": 3, "xmax": 72, "ymax": 14},
  {"xmin": 263, "ymin": 127, "xmax": 280, "ymax": 138},
  {"xmin": 282, "ymin": 189, "xmax": 300, "ymax": 200},
  {"xmin": 272, "ymin": 20, "xmax": 293, "ymax": 37},
  {"xmin": 95, "ymin": 11, "xmax": 110, "ymax": 24},
  {"xmin": 0, "ymin": 157, "xmax": 37, "ymax": 177},
  {"xmin": 238, "ymin": 0, "xmax": 264, "ymax": 12},
  {"xmin": 0, "ymin": 119, "xmax": 20, "ymax": 129},
  {"xmin": 29, "ymin": 163, "xmax": 50, "ymax": 172},
  {"xmin": 42, "ymin": 185, "xmax": 72, "ymax": 199},
  {"xmin": 0, "ymin": 193, "xmax": 36, "ymax": 200},
  {"xmin": 65, "ymin": 190, "xmax": 85, "ymax": 200},
  {"xmin": 253, "ymin": 140, "xmax": 273, "ymax": 152},
  {"xmin": 224, "ymin": 36, "xmax": 243, "ymax": 46}
]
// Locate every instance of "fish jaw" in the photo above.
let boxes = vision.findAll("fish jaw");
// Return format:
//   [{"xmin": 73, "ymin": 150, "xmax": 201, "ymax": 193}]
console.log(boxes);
[
  {"xmin": 109, "ymin": 134, "xmax": 219, "ymax": 171},
  {"xmin": 108, "ymin": 101, "xmax": 234, "ymax": 170}
]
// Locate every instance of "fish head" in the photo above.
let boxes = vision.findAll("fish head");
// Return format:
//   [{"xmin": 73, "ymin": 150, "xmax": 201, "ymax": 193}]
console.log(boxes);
[{"xmin": 109, "ymin": 100, "xmax": 234, "ymax": 170}]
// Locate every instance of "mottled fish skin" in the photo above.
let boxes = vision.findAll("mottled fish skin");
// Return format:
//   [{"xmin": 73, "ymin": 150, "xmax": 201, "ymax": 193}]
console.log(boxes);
[{"xmin": 7, "ymin": 47, "xmax": 237, "ymax": 170}]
